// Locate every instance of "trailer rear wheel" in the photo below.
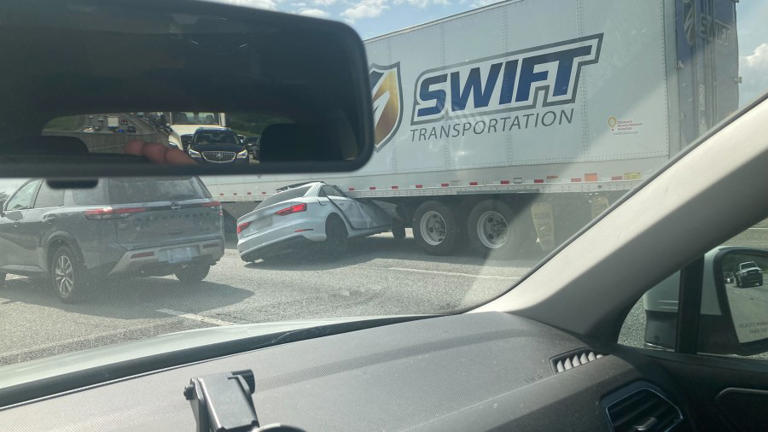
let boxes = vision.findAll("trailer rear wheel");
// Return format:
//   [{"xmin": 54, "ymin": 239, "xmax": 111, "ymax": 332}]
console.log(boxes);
[
  {"xmin": 467, "ymin": 200, "xmax": 517, "ymax": 255},
  {"xmin": 413, "ymin": 201, "xmax": 459, "ymax": 255}
]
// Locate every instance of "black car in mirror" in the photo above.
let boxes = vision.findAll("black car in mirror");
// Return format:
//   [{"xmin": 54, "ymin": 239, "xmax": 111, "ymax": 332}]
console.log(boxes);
[{"xmin": 0, "ymin": 0, "xmax": 374, "ymax": 178}]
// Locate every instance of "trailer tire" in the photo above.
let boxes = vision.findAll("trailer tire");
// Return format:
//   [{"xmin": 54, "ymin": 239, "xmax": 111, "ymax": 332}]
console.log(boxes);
[
  {"xmin": 466, "ymin": 200, "xmax": 517, "ymax": 256},
  {"xmin": 413, "ymin": 201, "xmax": 460, "ymax": 255}
]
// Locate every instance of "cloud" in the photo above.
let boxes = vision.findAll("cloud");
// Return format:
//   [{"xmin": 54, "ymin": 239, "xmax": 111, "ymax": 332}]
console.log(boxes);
[
  {"xmin": 293, "ymin": 1, "xmax": 307, "ymax": 6},
  {"xmin": 226, "ymin": 0, "xmax": 278, "ymax": 10},
  {"xmin": 470, "ymin": 0, "xmax": 500, "ymax": 7},
  {"xmin": 740, "ymin": 43, "xmax": 768, "ymax": 105},
  {"xmin": 394, "ymin": 0, "xmax": 448, "ymax": 7},
  {"xmin": 298, "ymin": 7, "xmax": 331, "ymax": 17},
  {"xmin": 341, "ymin": 0, "xmax": 388, "ymax": 21},
  {"xmin": 313, "ymin": 0, "xmax": 337, "ymax": 5}
]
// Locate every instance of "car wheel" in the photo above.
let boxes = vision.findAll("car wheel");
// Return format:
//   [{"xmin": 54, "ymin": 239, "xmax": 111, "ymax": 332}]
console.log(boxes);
[
  {"xmin": 175, "ymin": 264, "xmax": 211, "ymax": 284},
  {"xmin": 325, "ymin": 215, "xmax": 348, "ymax": 256},
  {"xmin": 412, "ymin": 201, "xmax": 460, "ymax": 255},
  {"xmin": 466, "ymin": 200, "xmax": 519, "ymax": 256},
  {"xmin": 392, "ymin": 219, "xmax": 406, "ymax": 240},
  {"xmin": 50, "ymin": 246, "xmax": 91, "ymax": 303}
]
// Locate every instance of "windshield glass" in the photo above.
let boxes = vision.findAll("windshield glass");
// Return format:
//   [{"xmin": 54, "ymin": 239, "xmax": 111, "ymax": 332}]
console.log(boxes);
[
  {"xmin": 0, "ymin": 0, "xmax": 767, "ymax": 369},
  {"xmin": 194, "ymin": 130, "xmax": 239, "ymax": 146},
  {"xmin": 171, "ymin": 112, "xmax": 220, "ymax": 125}
]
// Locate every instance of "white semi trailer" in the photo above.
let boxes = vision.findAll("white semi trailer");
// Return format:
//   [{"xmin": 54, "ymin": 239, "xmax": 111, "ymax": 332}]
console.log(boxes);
[{"xmin": 204, "ymin": 0, "xmax": 739, "ymax": 256}]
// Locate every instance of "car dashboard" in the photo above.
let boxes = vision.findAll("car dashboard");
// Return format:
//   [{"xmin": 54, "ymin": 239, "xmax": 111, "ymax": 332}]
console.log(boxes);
[{"xmin": 0, "ymin": 312, "xmax": 692, "ymax": 431}]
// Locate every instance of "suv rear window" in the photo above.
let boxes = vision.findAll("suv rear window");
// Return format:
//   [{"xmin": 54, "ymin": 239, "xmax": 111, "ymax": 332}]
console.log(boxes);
[
  {"xmin": 108, "ymin": 177, "xmax": 205, "ymax": 204},
  {"xmin": 256, "ymin": 185, "xmax": 311, "ymax": 209}
]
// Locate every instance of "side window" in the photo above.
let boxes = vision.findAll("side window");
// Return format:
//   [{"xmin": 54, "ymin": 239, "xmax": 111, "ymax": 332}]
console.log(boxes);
[
  {"xmin": 322, "ymin": 185, "xmax": 344, "ymax": 197},
  {"xmin": 34, "ymin": 182, "xmax": 65, "ymax": 208},
  {"xmin": 619, "ymin": 219, "xmax": 768, "ymax": 358},
  {"xmin": 5, "ymin": 180, "xmax": 40, "ymax": 211},
  {"xmin": 70, "ymin": 181, "xmax": 107, "ymax": 206}
]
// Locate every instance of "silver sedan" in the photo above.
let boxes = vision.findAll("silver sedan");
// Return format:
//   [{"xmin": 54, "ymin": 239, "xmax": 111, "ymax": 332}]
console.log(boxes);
[{"xmin": 236, "ymin": 182, "xmax": 393, "ymax": 261}]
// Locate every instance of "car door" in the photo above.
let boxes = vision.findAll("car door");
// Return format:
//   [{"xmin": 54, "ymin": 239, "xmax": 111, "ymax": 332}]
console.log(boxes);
[
  {"xmin": 320, "ymin": 185, "xmax": 365, "ymax": 230},
  {"xmin": 0, "ymin": 180, "xmax": 41, "ymax": 270},
  {"xmin": 23, "ymin": 181, "xmax": 66, "ymax": 271}
]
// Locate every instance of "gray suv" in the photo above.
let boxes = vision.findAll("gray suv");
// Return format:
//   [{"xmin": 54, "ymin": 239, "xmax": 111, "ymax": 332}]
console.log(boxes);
[{"xmin": 0, "ymin": 177, "xmax": 225, "ymax": 302}]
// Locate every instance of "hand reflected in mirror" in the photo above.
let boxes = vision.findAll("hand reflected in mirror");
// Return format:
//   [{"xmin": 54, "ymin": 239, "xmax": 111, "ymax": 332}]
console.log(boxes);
[{"xmin": 124, "ymin": 140, "xmax": 196, "ymax": 165}]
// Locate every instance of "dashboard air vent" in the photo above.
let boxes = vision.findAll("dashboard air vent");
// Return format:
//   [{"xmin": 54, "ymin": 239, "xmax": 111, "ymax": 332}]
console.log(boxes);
[
  {"xmin": 606, "ymin": 388, "xmax": 683, "ymax": 432},
  {"xmin": 551, "ymin": 349, "xmax": 603, "ymax": 373}
]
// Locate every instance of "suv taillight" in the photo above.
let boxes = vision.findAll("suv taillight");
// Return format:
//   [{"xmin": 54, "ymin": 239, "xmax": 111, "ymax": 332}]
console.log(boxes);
[
  {"xmin": 275, "ymin": 203, "xmax": 307, "ymax": 216},
  {"xmin": 84, "ymin": 207, "xmax": 146, "ymax": 220}
]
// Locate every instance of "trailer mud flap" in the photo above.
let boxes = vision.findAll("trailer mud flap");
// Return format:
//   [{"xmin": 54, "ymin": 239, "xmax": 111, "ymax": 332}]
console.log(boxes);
[{"xmin": 531, "ymin": 202, "xmax": 555, "ymax": 252}]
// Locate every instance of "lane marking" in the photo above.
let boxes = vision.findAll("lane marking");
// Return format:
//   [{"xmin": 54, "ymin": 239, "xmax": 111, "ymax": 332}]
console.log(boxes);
[
  {"xmin": 156, "ymin": 308, "xmax": 233, "ymax": 326},
  {"xmin": 387, "ymin": 267, "xmax": 520, "ymax": 280}
]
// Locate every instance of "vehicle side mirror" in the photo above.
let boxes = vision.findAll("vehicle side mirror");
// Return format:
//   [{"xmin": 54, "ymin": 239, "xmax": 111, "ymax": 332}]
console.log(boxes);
[
  {"xmin": 642, "ymin": 247, "xmax": 768, "ymax": 356},
  {"xmin": 705, "ymin": 248, "xmax": 768, "ymax": 355}
]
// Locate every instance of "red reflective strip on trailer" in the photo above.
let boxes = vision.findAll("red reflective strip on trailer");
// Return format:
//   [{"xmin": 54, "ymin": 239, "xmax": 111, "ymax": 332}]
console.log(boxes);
[
  {"xmin": 500, "ymin": 180, "xmax": 510, "ymax": 185},
  {"xmin": 546, "ymin": 175, "xmax": 559, "ymax": 181},
  {"xmin": 415, "ymin": 184, "xmax": 423, "ymax": 189},
  {"xmin": 348, "ymin": 187, "xmax": 355, "ymax": 191},
  {"xmin": 611, "ymin": 176, "xmax": 623, "ymax": 181},
  {"xmin": 219, "ymin": 193, "xmax": 224, "ymax": 196},
  {"xmin": 441, "ymin": 183, "xmax": 449, "ymax": 187},
  {"xmin": 262, "ymin": 192, "xmax": 267, "ymax": 195},
  {"xmin": 533, "ymin": 179, "xmax": 544, "ymax": 184},
  {"xmin": 571, "ymin": 178, "xmax": 582, "ymax": 182},
  {"xmin": 391, "ymin": 186, "xmax": 398, "ymax": 190},
  {"xmin": 584, "ymin": 173, "xmax": 598, "ymax": 182},
  {"xmin": 469, "ymin": 181, "xmax": 478, "ymax": 186},
  {"xmin": 369, "ymin": 186, "xmax": 376, "ymax": 190}
]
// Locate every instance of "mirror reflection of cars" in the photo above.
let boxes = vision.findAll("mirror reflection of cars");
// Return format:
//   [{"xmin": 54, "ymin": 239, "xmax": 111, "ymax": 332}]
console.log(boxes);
[
  {"xmin": 643, "ymin": 247, "xmax": 767, "ymax": 351},
  {"xmin": 236, "ymin": 182, "xmax": 393, "ymax": 262},
  {"xmin": 735, "ymin": 261, "xmax": 763, "ymax": 288},
  {"xmin": 126, "ymin": 125, "xmax": 136, "ymax": 133},
  {"xmin": 724, "ymin": 271, "xmax": 735, "ymax": 284},
  {"xmin": 0, "ymin": 177, "xmax": 225, "ymax": 303},
  {"xmin": 187, "ymin": 128, "xmax": 249, "ymax": 165}
]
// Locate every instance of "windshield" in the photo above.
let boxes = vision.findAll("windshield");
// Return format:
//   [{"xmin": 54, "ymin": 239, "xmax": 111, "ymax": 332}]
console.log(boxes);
[
  {"xmin": 170, "ymin": 112, "xmax": 220, "ymax": 125},
  {"xmin": 1, "ymin": 0, "xmax": 767, "ymax": 370},
  {"xmin": 194, "ymin": 130, "xmax": 239, "ymax": 146}
]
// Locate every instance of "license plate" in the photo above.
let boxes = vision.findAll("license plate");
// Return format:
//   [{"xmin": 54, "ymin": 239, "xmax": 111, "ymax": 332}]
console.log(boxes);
[{"xmin": 161, "ymin": 247, "xmax": 198, "ymax": 264}]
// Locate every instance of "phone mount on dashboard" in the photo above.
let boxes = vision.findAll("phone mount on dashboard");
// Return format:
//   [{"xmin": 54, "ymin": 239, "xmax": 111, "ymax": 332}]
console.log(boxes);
[{"xmin": 184, "ymin": 369, "xmax": 305, "ymax": 432}]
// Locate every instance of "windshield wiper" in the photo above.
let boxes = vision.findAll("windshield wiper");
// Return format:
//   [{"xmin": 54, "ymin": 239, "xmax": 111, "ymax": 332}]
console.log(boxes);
[{"xmin": 184, "ymin": 369, "xmax": 304, "ymax": 432}]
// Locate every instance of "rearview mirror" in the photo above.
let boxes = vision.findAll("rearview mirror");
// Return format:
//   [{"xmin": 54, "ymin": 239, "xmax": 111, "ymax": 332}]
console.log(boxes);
[{"xmin": 0, "ymin": 0, "xmax": 374, "ymax": 178}]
